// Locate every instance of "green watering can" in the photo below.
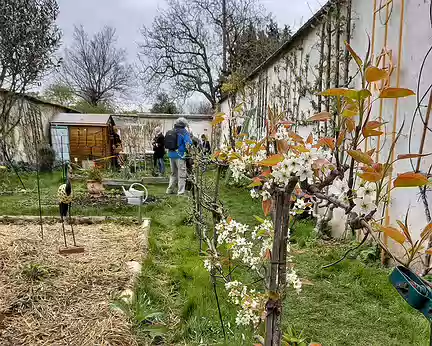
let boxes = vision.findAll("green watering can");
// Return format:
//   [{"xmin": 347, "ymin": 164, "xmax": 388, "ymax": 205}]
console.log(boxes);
[{"xmin": 390, "ymin": 266, "xmax": 432, "ymax": 344}]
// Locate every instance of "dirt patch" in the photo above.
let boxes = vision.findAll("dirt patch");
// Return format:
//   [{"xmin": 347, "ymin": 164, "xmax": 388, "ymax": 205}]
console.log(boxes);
[{"xmin": 0, "ymin": 223, "xmax": 145, "ymax": 345}]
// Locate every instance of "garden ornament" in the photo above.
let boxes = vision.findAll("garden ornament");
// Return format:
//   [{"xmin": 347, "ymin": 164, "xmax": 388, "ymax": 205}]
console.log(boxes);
[{"xmin": 57, "ymin": 163, "xmax": 84, "ymax": 255}]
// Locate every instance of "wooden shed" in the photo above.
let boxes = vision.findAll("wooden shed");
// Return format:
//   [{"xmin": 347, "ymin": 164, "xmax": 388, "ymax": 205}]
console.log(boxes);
[{"xmin": 50, "ymin": 113, "xmax": 116, "ymax": 167}]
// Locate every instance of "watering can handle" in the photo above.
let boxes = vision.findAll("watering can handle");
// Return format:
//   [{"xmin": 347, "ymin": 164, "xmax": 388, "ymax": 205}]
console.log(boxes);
[{"xmin": 130, "ymin": 183, "xmax": 145, "ymax": 190}]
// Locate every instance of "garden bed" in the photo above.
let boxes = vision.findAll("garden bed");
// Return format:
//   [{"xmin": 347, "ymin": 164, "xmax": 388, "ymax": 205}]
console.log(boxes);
[{"xmin": 0, "ymin": 223, "xmax": 146, "ymax": 345}]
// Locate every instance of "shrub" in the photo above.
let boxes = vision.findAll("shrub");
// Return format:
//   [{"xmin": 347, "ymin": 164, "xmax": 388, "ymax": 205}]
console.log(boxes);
[
  {"xmin": 87, "ymin": 166, "xmax": 103, "ymax": 182},
  {"xmin": 38, "ymin": 144, "xmax": 56, "ymax": 172}
]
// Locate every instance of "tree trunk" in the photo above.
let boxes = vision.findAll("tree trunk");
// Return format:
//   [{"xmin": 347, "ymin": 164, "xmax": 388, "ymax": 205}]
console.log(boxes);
[{"xmin": 265, "ymin": 182, "xmax": 296, "ymax": 346}]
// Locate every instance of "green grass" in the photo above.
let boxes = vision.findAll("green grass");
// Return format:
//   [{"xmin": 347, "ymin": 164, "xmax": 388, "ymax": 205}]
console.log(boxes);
[
  {"xmin": 132, "ymin": 183, "xmax": 429, "ymax": 345},
  {"xmin": 0, "ymin": 170, "xmax": 167, "ymax": 217},
  {"xmin": 1, "ymin": 171, "xmax": 429, "ymax": 345}
]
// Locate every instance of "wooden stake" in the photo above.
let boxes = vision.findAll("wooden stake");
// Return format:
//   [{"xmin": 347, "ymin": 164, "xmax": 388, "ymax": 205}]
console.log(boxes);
[{"xmin": 59, "ymin": 246, "xmax": 85, "ymax": 255}]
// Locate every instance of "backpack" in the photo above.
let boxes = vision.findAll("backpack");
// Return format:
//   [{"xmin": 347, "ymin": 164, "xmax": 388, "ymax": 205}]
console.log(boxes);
[{"xmin": 164, "ymin": 129, "xmax": 178, "ymax": 151}]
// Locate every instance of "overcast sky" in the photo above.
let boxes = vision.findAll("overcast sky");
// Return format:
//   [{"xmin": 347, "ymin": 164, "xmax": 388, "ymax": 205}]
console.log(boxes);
[{"xmin": 55, "ymin": 0, "xmax": 324, "ymax": 108}]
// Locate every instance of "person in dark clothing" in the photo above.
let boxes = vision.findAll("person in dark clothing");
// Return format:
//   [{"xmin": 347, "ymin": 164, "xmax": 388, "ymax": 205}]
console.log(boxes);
[
  {"xmin": 112, "ymin": 127, "xmax": 122, "ymax": 170},
  {"xmin": 152, "ymin": 126, "xmax": 165, "ymax": 175},
  {"xmin": 201, "ymin": 134, "xmax": 211, "ymax": 155}
]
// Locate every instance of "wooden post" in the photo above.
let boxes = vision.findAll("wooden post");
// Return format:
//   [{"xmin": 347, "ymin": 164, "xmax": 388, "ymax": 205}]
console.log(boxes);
[
  {"xmin": 265, "ymin": 181, "xmax": 296, "ymax": 346},
  {"xmin": 138, "ymin": 195, "xmax": 143, "ymax": 224}
]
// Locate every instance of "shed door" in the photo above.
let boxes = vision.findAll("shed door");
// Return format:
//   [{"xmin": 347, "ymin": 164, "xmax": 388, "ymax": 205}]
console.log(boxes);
[{"xmin": 51, "ymin": 126, "xmax": 70, "ymax": 162}]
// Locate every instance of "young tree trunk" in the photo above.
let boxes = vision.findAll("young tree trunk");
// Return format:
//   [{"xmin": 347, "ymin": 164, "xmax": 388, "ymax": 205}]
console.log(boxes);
[{"xmin": 265, "ymin": 181, "xmax": 297, "ymax": 346}]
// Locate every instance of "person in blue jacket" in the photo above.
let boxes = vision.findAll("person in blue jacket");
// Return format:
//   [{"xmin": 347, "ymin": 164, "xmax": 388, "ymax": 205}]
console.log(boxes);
[{"xmin": 166, "ymin": 117, "xmax": 192, "ymax": 195}]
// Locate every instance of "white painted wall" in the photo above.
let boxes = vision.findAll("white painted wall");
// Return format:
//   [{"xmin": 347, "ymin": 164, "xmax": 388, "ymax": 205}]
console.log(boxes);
[
  {"xmin": 219, "ymin": 0, "xmax": 432, "ymax": 249},
  {"xmin": 113, "ymin": 114, "xmax": 213, "ymax": 153},
  {"xmin": 2, "ymin": 97, "xmax": 75, "ymax": 164}
]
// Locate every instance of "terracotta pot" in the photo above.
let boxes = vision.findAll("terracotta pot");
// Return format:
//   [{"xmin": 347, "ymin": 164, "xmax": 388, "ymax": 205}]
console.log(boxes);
[{"xmin": 87, "ymin": 180, "xmax": 104, "ymax": 194}]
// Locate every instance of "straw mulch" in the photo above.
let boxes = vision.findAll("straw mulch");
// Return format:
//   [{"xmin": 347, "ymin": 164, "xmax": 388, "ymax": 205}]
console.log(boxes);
[{"xmin": 0, "ymin": 223, "xmax": 144, "ymax": 346}]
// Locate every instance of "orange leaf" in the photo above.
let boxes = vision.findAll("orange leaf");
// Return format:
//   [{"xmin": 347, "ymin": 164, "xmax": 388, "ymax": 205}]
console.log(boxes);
[
  {"xmin": 364, "ymin": 121, "xmax": 383, "ymax": 129},
  {"xmin": 345, "ymin": 41, "xmax": 363, "ymax": 67},
  {"xmin": 365, "ymin": 66, "xmax": 389, "ymax": 82},
  {"xmin": 421, "ymin": 223, "xmax": 432, "ymax": 239},
  {"xmin": 317, "ymin": 138, "xmax": 335, "ymax": 151},
  {"xmin": 358, "ymin": 171, "xmax": 382, "ymax": 182},
  {"xmin": 393, "ymin": 172, "xmax": 429, "ymax": 187},
  {"xmin": 337, "ymin": 131, "xmax": 346, "ymax": 147},
  {"xmin": 379, "ymin": 226, "xmax": 406, "ymax": 244},
  {"xmin": 397, "ymin": 220, "xmax": 411, "ymax": 242},
  {"xmin": 248, "ymin": 177, "xmax": 262, "ymax": 188},
  {"xmin": 306, "ymin": 133, "xmax": 313, "ymax": 145},
  {"xmin": 362, "ymin": 121, "xmax": 384, "ymax": 137},
  {"xmin": 379, "ymin": 87, "xmax": 415, "ymax": 99},
  {"xmin": 347, "ymin": 150, "xmax": 374, "ymax": 165},
  {"xmin": 367, "ymin": 148, "xmax": 376, "ymax": 157},
  {"xmin": 258, "ymin": 154, "xmax": 284, "ymax": 167},
  {"xmin": 293, "ymin": 145, "xmax": 310, "ymax": 153},
  {"xmin": 276, "ymin": 139, "xmax": 290, "ymax": 154},
  {"xmin": 345, "ymin": 118, "xmax": 355, "ymax": 132},
  {"xmin": 307, "ymin": 111, "xmax": 332, "ymax": 122},
  {"xmin": 262, "ymin": 199, "xmax": 272, "ymax": 217},
  {"xmin": 264, "ymin": 249, "xmax": 271, "ymax": 260},
  {"xmin": 261, "ymin": 169, "xmax": 272, "ymax": 177},
  {"xmin": 397, "ymin": 153, "xmax": 432, "ymax": 160},
  {"xmin": 363, "ymin": 128, "xmax": 384, "ymax": 137},
  {"xmin": 320, "ymin": 88, "xmax": 352, "ymax": 97},
  {"xmin": 288, "ymin": 131, "xmax": 304, "ymax": 144},
  {"xmin": 426, "ymin": 248, "xmax": 432, "ymax": 255}
]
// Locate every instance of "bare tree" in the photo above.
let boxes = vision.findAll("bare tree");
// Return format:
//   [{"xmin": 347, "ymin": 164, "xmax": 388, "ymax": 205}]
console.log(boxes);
[
  {"xmin": 139, "ymin": 0, "xmax": 268, "ymax": 108},
  {"xmin": 0, "ymin": 0, "xmax": 61, "ymax": 160},
  {"xmin": 60, "ymin": 26, "xmax": 133, "ymax": 106},
  {"xmin": 187, "ymin": 100, "xmax": 214, "ymax": 114}
]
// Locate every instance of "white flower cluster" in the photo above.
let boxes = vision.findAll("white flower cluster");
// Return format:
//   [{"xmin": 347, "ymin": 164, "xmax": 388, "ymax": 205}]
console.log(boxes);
[
  {"xmin": 203, "ymin": 258, "xmax": 222, "ymax": 272},
  {"xmin": 215, "ymin": 219, "xmax": 262, "ymax": 269},
  {"xmin": 328, "ymin": 178, "xmax": 379, "ymax": 215},
  {"xmin": 251, "ymin": 219, "xmax": 274, "ymax": 258},
  {"xmin": 290, "ymin": 197, "xmax": 312, "ymax": 216},
  {"xmin": 271, "ymin": 148, "xmax": 332, "ymax": 187},
  {"xmin": 353, "ymin": 183, "xmax": 377, "ymax": 215},
  {"xmin": 286, "ymin": 270, "xmax": 302, "ymax": 294},
  {"xmin": 250, "ymin": 182, "xmax": 272, "ymax": 200},
  {"xmin": 226, "ymin": 144, "xmax": 267, "ymax": 182},
  {"xmin": 225, "ymin": 281, "xmax": 264, "ymax": 326}
]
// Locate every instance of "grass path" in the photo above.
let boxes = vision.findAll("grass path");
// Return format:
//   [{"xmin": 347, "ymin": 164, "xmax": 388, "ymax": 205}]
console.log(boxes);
[
  {"xmin": 134, "ymin": 184, "xmax": 429, "ymax": 345},
  {"xmin": 1, "ymin": 172, "xmax": 429, "ymax": 344}
]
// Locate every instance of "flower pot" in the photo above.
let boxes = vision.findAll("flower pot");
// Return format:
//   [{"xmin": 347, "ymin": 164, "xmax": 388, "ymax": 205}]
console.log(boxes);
[{"xmin": 87, "ymin": 180, "xmax": 104, "ymax": 195}]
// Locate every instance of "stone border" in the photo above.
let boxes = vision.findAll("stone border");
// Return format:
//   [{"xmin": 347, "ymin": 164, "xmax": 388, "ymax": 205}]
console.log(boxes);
[{"xmin": 119, "ymin": 218, "xmax": 151, "ymax": 305}]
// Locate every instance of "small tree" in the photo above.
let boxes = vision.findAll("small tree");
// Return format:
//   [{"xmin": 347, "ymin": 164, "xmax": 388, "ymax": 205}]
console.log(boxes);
[
  {"xmin": 0, "ymin": 0, "xmax": 61, "ymax": 159},
  {"xmin": 60, "ymin": 26, "xmax": 133, "ymax": 107},
  {"xmin": 43, "ymin": 83, "xmax": 76, "ymax": 107},
  {"xmin": 150, "ymin": 92, "xmax": 180, "ymax": 114},
  {"xmin": 203, "ymin": 42, "xmax": 430, "ymax": 345}
]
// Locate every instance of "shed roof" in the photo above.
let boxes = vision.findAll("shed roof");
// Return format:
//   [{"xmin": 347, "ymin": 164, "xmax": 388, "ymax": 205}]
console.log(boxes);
[
  {"xmin": 50, "ymin": 113, "xmax": 114, "ymax": 126},
  {"xmin": 113, "ymin": 113, "xmax": 213, "ymax": 120},
  {"xmin": 0, "ymin": 89, "xmax": 79, "ymax": 113}
]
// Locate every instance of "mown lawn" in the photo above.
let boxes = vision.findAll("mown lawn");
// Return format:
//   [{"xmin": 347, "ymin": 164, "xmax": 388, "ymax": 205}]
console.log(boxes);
[
  {"xmin": 1, "ymin": 171, "xmax": 429, "ymax": 345},
  {"xmin": 133, "ymin": 183, "xmax": 429, "ymax": 345},
  {"xmin": 0, "ymin": 170, "xmax": 166, "ymax": 217}
]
